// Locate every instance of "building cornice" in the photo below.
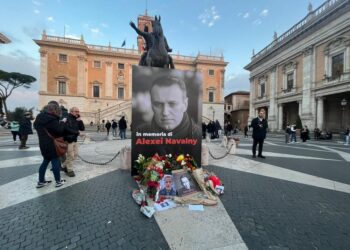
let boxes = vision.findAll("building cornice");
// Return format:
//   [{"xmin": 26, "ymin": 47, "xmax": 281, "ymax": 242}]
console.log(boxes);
[
  {"xmin": 245, "ymin": 0, "xmax": 350, "ymax": 71},
  {"xmin": 34, "ymin": 34, "xmax": 227, "ymax": 66}
]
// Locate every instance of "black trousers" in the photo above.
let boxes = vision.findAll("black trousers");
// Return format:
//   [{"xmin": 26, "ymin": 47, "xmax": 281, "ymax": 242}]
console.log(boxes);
[
  {"xmin": 252, "ymin": 138, "xmax": 264, "ymax": 156},
  {"xmin": 11, "ymin": 131, "xmax": 20, "ymax": 141},
  {"xmin": 19, "ymin": 134, "xmax": 28, "ymax": 148}
]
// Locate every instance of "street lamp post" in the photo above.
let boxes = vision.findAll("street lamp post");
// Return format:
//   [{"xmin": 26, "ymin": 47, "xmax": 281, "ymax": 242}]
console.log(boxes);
[
  {"xmin": 212, "ymin": 110, "xmax": 215, "ymax": 121},
  {"xmin": 341, "ymin": 98, "xmax": 347, "ymax": 130}
]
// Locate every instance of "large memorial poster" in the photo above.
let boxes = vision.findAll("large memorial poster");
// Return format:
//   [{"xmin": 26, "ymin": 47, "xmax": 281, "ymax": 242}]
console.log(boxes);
[{"xmin": 131, "ymin": 66, "xmax": 202, "ymax": 175}]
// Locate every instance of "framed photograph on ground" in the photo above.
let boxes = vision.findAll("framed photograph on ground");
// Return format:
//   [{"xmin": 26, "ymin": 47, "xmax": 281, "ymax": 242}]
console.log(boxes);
[
  {"xmin": 172, "ymin": 169, "xmax": 200, "ymax": 197},
  {"xmin": 159, "ymin": 175, "xmax": 177, "ymax": 197}
]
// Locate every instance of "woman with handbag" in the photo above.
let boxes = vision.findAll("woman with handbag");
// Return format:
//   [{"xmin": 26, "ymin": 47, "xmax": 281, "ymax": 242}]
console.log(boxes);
[{"xmin": 34, "ymin": 102, "xmax": 79, "ymax": 188}]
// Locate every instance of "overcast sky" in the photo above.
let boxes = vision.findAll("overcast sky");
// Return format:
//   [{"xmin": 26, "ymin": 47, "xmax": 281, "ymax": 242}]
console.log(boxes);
[{"xmin": 0, "ymin": 0, "xmax": 325, "ymax": 111}]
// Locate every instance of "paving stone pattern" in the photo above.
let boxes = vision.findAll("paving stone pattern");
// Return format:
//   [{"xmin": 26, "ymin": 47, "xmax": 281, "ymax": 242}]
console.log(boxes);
[
  {"xmin": 207, "ymin": 165, "xmax": 350, "ymax": 250},
  {"xmin": 0, "ymin": 170, "xmax": 169, "ymax": 250}
]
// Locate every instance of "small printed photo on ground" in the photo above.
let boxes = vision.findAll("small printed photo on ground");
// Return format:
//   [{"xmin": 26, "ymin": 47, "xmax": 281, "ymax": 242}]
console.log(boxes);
[
  {"xmin": 159, "ymin": 174, "xmax": 176, "ymax": 197},
  {"xmin": 172, "ymin": 169, "xmax": 200, "ymax": 197}
]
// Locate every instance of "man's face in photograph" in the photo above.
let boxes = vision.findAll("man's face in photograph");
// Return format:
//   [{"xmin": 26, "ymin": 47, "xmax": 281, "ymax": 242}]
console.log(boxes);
[
  {"xmin": 164, "ymin": 177, "xmax": 172, "ymax": 189},
  {"xmin": 181, "ymin": 176, "xmax": 191, "ymax": 189},
  {"xmin": 151, "ymin": 83, "xmax": 188, "ymax": 130}
]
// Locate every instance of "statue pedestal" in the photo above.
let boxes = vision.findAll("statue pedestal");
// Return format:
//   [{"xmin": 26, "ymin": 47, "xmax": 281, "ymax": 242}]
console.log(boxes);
[
  {"xmin": 119, "ymin": 146, "xmax": 131, "ymax": 170},
  {"xmin": 201, "ymin": 143, "xmax": 209, "ymax": 166}
]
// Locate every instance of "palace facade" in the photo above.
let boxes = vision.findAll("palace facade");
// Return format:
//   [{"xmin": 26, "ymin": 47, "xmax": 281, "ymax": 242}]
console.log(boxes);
[
  {"xmin": 34, "ymin": 14, "xmax": 228, "ymax": 125},
  {"xmin": 245, "ymin": 0, "xmax": 350, "ymax": 132}
]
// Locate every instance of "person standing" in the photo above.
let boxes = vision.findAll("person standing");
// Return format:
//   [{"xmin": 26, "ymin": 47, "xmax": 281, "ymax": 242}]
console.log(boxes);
[
  {"xmin": 9, "ymin": 120, "xmax": 20, "ymax": 143},
  {"xmin": 227, "ymin": 122, "xmax": 233, "ymax": 136},
  {"xmin": 118, "ymin": 116, "xmax": 127, "ymax": 139},
  {"xmin": 18, "ymin": 111, "xmax": 33, "ymax": 149},
  {"xmin": 111, "ymin": 120, "xmax": 118, "ymax": 137},
  {"xmin": 105, "ymin": 120, "xmax": 111, "ymax": 136},
  {"xmin": 285, "ymin": 124, "xmax": 291, "ymax": 143},
  {"xmin": 34, "ymin": 103, "xmax": 78, "ymax": 188},
  {"xmin": 290, "ymin": 125, "xmax": 297, "ymax": 143},
  {"xmin": 202, "ymin": 122, "xmax": 207, "ymax": 139},
  {"xmin": 244, "ymin": 125, "xmax": 248, "ymax": 138},
  {"xmin": 251, "ymin": 108, "xmax": 268, "ymax": 158},
  {"xmin": 344, "ymin": 127, "xmax": 349, "ymax": 145},
  {"xmin": 62, "ymin": 107, "xmax": 84, "ymax": 177}
]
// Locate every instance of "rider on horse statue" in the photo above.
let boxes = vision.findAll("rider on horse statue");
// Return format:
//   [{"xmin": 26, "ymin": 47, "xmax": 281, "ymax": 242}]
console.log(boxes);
[{"xmin": 130, "ymin": 16, "xmax": 175, "ymax": 69}]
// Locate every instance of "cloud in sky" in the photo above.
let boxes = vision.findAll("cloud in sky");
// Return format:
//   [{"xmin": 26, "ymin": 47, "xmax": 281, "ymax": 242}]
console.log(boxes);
[
  {"xmin": 224, "ymin": 72, "xmax": 250, "ymax": 96},
  {"xmin": 100, "ymin": 23, "xmax": 109, "ymax": 28},
  {"xmin": 47, "ymin": 16, "xmax": 54, "ymax": 22},
  {"xmin": 65, "ymin": 34, "xmax": 80, "ymax": 39},
  {"xmin": 243, "ymin": 12, "xmax": 250, "ymax": 19},
  {"xmin": 260, "ymin": 9, "xmax": 269, "ymax": 17},
  {"xmin": 22, "ymin": 26, "xmax": 41, "ymax": 39},
  {"xmin": 34, "ymin": 9, "xmax": 40, "ymax": 14},
  {"xmin": 253, "ymin": 19, "xmax": 262, "ymax": 26},
  {"xmin": 32, "ymin": 0, "xmax": 40, "ymax": 6},
  {"xmin": 198, "ymin": 6, "xmax": 220, "ymax": 27}
]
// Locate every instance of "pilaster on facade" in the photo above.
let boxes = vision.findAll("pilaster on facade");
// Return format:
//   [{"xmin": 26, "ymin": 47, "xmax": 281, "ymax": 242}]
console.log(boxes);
[
  {"xmin": 316, "ymin": 97, "xmax": 324, "ymax": 129},
  {"xmin": 278, "ymin": 104, "xmax": 283, "ymax": 131},
  {"xmin": 268, "ymin": 66, "xmax": 277, "ymax": 131},
  {"xmin": 39, "ymin": 49, "xmax": 48, "ymax": 93},
  {"xmin": 77, "ymin": 55, "xmax": 87, "ymax": 96},
  {"xmin": 301, "ymin": 45, "xmax": 313, "ymax": 117},
  {"xmin": 105, "ymin": 61, "xmax": 113, "ymax": 98},
  {"xmin": 248, "ymin": 77, "xmax": 255, "ymax": 123}
]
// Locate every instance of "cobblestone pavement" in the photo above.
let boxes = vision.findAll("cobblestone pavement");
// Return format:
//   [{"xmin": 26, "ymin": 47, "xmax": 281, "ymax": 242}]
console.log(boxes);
[
  {"xmin": 206, "ymin": 165, "xmax": 350, "ymax": 250},
  {"xmin": 0, "ymin": 131, "xmax": 350, "ymax": 249},
  {"xmin": 0, "ymin": 170, "xmax": 169, "ymax": 250}
]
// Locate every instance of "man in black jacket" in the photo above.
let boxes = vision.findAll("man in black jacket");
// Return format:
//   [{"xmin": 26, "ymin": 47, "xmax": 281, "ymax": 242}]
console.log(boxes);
[
  {"xmin": 251, "ymin": 108, "xmax": 268, "ymax": 158},
  {"xmin": 19, "ymin": 111, "xmax": 33, "ymax": 149},
  {"xmin": 62, "ymin": 107, "xmax": 85, "ymax": 177}
]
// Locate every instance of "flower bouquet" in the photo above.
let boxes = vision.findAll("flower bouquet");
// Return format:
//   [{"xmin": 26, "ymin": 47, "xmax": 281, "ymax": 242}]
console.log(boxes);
[{"xmin": 134, "ymin": 153, "xmax": 198, "ymax": 198}]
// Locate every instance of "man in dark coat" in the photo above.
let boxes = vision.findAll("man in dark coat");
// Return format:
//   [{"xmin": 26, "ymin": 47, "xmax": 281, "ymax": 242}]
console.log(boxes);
[
  {"xmin": 105, "ymin": 120, "xmax": 111, "ymax": 136},
  {"xmin": 62, "ymin": 107, "xmax": 84, "ymax": 177},
  {"xmin": 111, "ymin": 120, "xmax": 118, "ymax": 137},
  {"xmin": 34, "ymin": 103, "xmax": 78, "ymax": 188},
  {"xmin": 251, "ymin": 108, "xmax": 268, "ymax": 158},
  {"xmin": 118, "ymin": 116, "xmax": 127, "ymax": 139},
  {"xmin": 18, "ymin": 111, "xmax": 33, "ymax": 149}
]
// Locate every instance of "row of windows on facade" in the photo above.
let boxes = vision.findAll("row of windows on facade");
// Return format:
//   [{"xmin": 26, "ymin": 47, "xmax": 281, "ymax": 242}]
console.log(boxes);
[
  {"xmin": 58, "ymin": 81, "xmax": 215, "ymax": 102},
  {"xmin": 58, "ymin": 54, "xmax": 217, "ymax": 76},
  {"xmin": 58, "ymin": 82, "xmax": 125, "ymax": 99},
  {"xmin": 257, "ymin": 52, "xmax": 345, "ymax": 98}
]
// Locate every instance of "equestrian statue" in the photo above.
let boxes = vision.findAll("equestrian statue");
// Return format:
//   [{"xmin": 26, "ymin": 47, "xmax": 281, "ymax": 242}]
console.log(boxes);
[{"xmin": 130, "ymin": 15, "xmax": 175, "ymax": 69}]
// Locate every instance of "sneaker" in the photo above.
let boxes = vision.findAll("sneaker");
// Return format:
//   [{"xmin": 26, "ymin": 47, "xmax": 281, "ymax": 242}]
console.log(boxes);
[
  {"xmin": 66, "ymin": 171, "xmax": 75, "ymax": 177},
  {"xmin": 55, "ymin": 180, "xmax": 66, "ymax": 188},
  {"xmin": 258, "ymin": 155, "xmax": 266, "ymax": 159},
  {"xmin": 36, "ymin": 180, "xmax": 52, "ymax": 188}
]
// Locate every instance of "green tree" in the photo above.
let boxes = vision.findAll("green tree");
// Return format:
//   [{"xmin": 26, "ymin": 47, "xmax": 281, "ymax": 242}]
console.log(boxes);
[
  {"xmin": 295, "ymin": 115, "xmax": 303, "ymax": 129},
  {"xmin": 0, "ymin": 70, "xmax": 36, "ymax": 116},
  {"xmin": 7, "ymin": 106, "xmax": 34, "ymax": 122}
]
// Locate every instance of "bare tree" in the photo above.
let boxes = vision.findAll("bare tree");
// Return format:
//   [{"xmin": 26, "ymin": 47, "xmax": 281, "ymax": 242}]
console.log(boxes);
[{"xmin": 0, "ymin": 70, "xmax": 36, "ymax": 115}]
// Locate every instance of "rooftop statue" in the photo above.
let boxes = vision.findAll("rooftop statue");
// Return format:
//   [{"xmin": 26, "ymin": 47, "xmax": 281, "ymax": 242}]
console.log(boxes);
[{"xmin": 130, "ymin": 15, "xmax": 175, "ymax": 69}]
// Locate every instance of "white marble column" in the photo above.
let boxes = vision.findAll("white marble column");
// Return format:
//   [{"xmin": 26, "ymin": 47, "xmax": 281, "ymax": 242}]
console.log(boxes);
[
  {"xmin": 298, "ymin": 101, "xmax": 302, "ymax": 116},
  {"xmin": 105, "ymin": 61, "xmax": 113, "ymax": 98},
  {"xmin": 248, "ymin": 78, "xmax": 255, "ymax": 122},
  {"xmin": 316, "ymin": 97, "xmax": 324, "ymax": 129},
  {"xmin": 278, "ymin": 104, "xmax": 283, "ymax": 130},
  {"xmin": 220, "ymin": 70, "xmax": 225, "ymax": 103},
  {"xmin": 301, "ymin": 46, "xmax": 313, "ymax": 116},
  {"xmin": 77, "ymin": 56, "xmax": 86, "ymax": 96},
  {"xmin": 39, "ymin": 49, "xmax": 48, "ymax": 93},
  {"xmin": 269, "ymin": 66, "xmax": 277, "ymax": 131}
]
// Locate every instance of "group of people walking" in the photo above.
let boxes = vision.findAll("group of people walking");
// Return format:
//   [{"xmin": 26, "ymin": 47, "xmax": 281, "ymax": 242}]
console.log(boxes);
[
  {"xmin": 34, "ymin": 101, "xmax": 85, "ymax": 187},
  {"xmin": 201, "ymin": 120, "xmax": 222, "ymax": 140},
  {"xmin": 100, "ymin": 116, "xmax": 127, "ymax": 139}
]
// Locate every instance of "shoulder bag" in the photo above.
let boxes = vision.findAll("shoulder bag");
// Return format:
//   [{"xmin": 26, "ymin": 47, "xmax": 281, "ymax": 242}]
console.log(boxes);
[{"xmin": 44, "ymin": 128, "xmax": 68, "ymax": 156}]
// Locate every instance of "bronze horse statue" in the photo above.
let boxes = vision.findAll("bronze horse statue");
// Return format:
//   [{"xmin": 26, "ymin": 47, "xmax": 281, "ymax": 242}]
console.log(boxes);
[{"xmin": 130, "ymin": 16, "xmax": 175, "ymax": 69}]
